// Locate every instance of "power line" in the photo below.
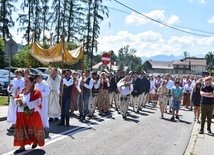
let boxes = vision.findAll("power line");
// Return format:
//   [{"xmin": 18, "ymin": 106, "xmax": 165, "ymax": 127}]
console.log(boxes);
[
  {"xmin": 114, "ymin": 0, "xmax": 214, "ymax": 37},
  {"xmin": 108, "ymin": 6, "xmax": 214, "ymax": 35}
]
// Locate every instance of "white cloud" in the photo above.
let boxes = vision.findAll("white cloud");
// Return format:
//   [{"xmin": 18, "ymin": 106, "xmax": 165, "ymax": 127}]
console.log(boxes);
[
  {"xmin": 167, "ymin": 15, "xmax": 180, "ymax": 25},
  {"xmin": 125, "ymin": 10, "xmax": 180, "ymax": 27},
  {"xmin": 208, "ymin": 15, "xmax": 214, "ymax": 24},
  {"xmin": 188, "ymin": 0, "xmax": 206, "ymax": 4},
  {"xmin": 98, "ymin": 30, "xmax": 214, "ymax": 57},
  {"xmin": 198, "ymin": 0, "xmax": 206, "ymax": 4},
  {"xmin": 125, "ymin": 10, "xmax": 165, "ymax": 25}
]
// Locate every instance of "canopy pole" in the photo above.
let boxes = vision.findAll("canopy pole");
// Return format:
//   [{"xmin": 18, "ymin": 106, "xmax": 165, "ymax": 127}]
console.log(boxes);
[
  {"xmin": 82, "ymin": 39, "xmax": 85, "ymax": 72},
  {"xmin": 28, "ymin": 33, "xmax": 34, "ymax": 69},
  {"xmin": 60, "ymin": 34, "xmax": 65, "ymax": 112}
]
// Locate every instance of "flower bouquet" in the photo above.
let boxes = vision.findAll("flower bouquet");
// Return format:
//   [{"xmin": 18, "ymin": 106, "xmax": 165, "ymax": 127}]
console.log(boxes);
[{"xmin": 17, "ymin": 94, "xmax": 32, "ymax": 117}]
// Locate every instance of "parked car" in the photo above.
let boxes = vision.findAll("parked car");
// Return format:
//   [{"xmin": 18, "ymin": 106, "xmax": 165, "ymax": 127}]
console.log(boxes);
[
  {"xmin": 30, "ymin": 68, "xmax": 49, "ymax": 80},
  {"xmin": 0, "ymin": 69, "xmax": 15, "ymax": 80},
  {"xmin": 0, "ymin": 73, "xmax": 9, "ymax": 95}
]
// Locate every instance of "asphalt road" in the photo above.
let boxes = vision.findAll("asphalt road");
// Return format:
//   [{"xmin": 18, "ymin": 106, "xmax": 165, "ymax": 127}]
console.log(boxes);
[{"xmin": 0, "ymin": 104, "xmax": 194, "ymax": 155}]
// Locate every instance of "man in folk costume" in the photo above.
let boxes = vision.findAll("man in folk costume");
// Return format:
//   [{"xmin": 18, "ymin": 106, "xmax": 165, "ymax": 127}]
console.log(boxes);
[
  {"xmin": 35, "ymin": 74, "xmax": 50, "ymax": 129},
  {"xmin": 78, "ymin": 70, "xmax": 94, "ymax": 121},
  {"xmin": 46, "ymin": 68, "xmax": 61, "ymax": 121},
  {"xmin": 58, "ymin": 69, "xmax": 73, "ymax": 126},
  {"xmin": 140, "ymin": 71, "xmax": 150, "ymax": 108},
  {"xmin": 131, "ymin": 71, "xmax": 141, "ymax": 113},
  {"xmin": 117, "ymin": 75, "xmax": 133, "ymax": 118},
  {"xmin": 109, "ymin": 72, "xmax": 118, "ymax": 110},
  {"xmin": 114, "ymin": 70, "xmax": 124, "ymax": 112},
  {"xmin": 13, "ymin": 76, "xmax": 45, "ymax": 154},
  {"xmin": 7, "ymin": 70, "xmax": 24, "ymax": 132},
  {"xmin": 88, "ymin": 71, "xmax": 100, "ymax": 117}
]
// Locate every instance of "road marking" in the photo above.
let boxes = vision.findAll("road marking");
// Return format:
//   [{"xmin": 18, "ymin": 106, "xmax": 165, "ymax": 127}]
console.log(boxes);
[{"xmin": 2, "ymin": 113, "xmax": 120, "ymax": 155}]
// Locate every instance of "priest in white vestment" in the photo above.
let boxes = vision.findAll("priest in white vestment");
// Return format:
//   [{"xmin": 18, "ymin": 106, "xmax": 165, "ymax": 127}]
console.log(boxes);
[
  {"xmin": 35, "ymin": 74, "xmax": 50, "ymax": 128},
  {"xmin": 7, "ymin": 70, "xmax": 24, "ymax": 132},
  {"xmin": 46, "ymin": 68, "xmax": 61, "ymax": 121}
]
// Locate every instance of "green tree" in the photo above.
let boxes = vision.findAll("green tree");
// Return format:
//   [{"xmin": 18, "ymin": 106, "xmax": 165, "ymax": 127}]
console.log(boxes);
[
  {"xmin": 66, "ymin": 0, "xmax": 85, "ymax": 42},
  {"xmin": 0, "ymin": 37, "xmax": 8, "ymax": 68},
  {"xmin": 142, "ymin": 61, "xmax": 148, "ymax": 72},
  {"xmin": 183, "ymin": 51, "xmax": 189, "ymax": 59},
  {"xmin": 205, "ymin": 51, "xmax": 214, "ymax": 65},
  {"xmin": 17, "ymin": 0, "xmax": 35, "ymax": 44},
  {"xmin": 89, "ymin": 0, "xmax": 109, "ymax": 70},
  {"xmin": 0, "ymin": 0, "xmax": 17, "ymax": 40},
  {"xmin": 117, "ymin": 45, "xmax": 142, "ymax": 72},
  {"xmin": 50, "ymin": 0, "xmax": 64, "ymax": 43},
  {"xmin": 41, "ymin": 0, "xmax": 50, "ymax": 42},
  {"xmin": 205, "ymin": 51, "xmax": 214, "ymax": 70},
  {"xmin": 11, "ymin": 45, "xmax": 30, "ymax": 67}
]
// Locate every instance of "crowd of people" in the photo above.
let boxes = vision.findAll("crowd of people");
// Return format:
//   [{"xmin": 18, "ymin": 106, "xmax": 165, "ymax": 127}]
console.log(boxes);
[{"xmin": 5, "ymin": 68, "xmax": 214, "ymax": 153}]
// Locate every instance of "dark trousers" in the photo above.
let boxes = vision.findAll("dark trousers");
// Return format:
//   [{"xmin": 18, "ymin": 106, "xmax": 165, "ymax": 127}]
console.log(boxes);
[
  {"xmin": 78, "ymin": 92, "xmax": 90, "ymax": 117},
  {"xmin": 60, "ymin": 96, "xmax": 71, "ymax": 125},
  {"xmin": 201, "ymin": 104, "xmax": 214, "ymax": 130}
]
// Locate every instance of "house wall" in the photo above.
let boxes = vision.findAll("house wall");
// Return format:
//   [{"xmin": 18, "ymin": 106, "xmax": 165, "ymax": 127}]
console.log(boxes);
[
  {"xmin": 191, "ymin": 65, "xmax": 206, "ymax": 75},
  {"xmin": 148, "ymin": 69, "xmax": 173, "ymax": 74},
  {"xmin": 173, "ymin": 69, "xmax": 191, "ymax": 75}
]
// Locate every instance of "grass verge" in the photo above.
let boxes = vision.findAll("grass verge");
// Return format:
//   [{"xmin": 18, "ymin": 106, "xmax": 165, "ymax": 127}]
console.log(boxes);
[{"xmin": 0, "ymin": 96, "xmax": 9, "ymax": 106}]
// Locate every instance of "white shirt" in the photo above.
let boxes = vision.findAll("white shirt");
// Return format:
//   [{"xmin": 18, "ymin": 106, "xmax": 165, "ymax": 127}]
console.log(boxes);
[
  {"xmin": 7, "ymin": 78, "xmax": 24, "ymax": 97},
  {"xmin": 166, "ymin": 80, "xmax": 174, "ymax": 90},
  {"xmin": 117, "ymin": 78, "xmax": 133, "ymax": 96},
  {"xmin": 93, "ymin": 79, "xmax": 100, "ymax": 89},
  {"xmin": 17, "ymin": 92, "xmax": 41, "ymax": 112},
  {"xmin": 63, "ymin": 77, "xmax": 73, "ymax": 86},
  {"xmin": 183, "ymin": 84, "xmax": 193, "ymax": 93},
  {"xmin": 81, "ymin": 76, "xmax": 94, "ymax": 90}
]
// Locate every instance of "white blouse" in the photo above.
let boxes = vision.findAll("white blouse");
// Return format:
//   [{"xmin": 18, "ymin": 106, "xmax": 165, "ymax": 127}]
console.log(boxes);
[{"xmin": 17, "ymin": 92, "xmax": 41, "ymax": 112}]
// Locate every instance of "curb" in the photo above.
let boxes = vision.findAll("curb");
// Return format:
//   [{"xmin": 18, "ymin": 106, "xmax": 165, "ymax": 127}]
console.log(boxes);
[{"xmin": 184, "ymin": 122, "xmax": 200, "ymax": 155}]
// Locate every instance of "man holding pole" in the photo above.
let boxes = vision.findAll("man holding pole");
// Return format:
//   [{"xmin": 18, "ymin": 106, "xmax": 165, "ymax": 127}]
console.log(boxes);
[
  {"xmin": 78, "ymin": 70, "xmax": 94, "ymax": 121},
  {"xmin": 58, "ymin": 69, "xmax": 73, "ymax": 126}
]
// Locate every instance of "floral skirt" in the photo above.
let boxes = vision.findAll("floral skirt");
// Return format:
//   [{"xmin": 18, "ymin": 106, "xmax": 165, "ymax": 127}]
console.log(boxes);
[
  {"xmin": 14, "ymin": 111, "xmax": 45, "ymax": 147},
  {"xmin": 96, "ymin": 89, "xmax": 110, "ymax": 111}
]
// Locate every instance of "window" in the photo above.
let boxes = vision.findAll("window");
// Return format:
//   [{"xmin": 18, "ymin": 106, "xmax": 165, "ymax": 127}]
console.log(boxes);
[
  {"xmin": 183, "ymin": 65, "xmax": 186, "ymax": 68},
  {"xmin": 183, "ymin": 70, "xmax": 186, "ymax": 74}
]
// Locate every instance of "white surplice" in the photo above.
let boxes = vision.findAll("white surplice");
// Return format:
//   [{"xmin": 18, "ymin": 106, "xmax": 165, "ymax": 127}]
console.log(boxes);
[
  {"xmin": 46, "ymin": 75, "xmax": 61, "ymax": 118},
  {"xmin": 7, "ymin": 78, "xmax": 24, "ymax": 124},
  {"xmin": 35, "ymin": 80, "xmax": 50, "ymax": 128}
]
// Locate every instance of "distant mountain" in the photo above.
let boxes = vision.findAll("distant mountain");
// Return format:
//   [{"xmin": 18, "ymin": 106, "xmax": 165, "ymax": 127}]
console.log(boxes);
[{"xmin": 141, "ymin": 54, "xmax": 205, "ymax": 62}]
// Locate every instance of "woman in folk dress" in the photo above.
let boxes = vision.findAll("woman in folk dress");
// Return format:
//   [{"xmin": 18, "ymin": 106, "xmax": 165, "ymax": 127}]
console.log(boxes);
[
  {"xmin": 96, "ymin": 72, "xmax": 110, "ymax": 115},
  {"xmin": 13, "ymin": 76, "xmax": 45, "ymax": 154},
  {"xmin": 70, "ymin": 72, "xmax": 81, "ymax": 113}
]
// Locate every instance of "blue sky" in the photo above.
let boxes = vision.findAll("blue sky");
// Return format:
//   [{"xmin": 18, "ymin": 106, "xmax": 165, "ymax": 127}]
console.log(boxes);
[
  {"xmin": 97, "ymin": 0, "xmax": 214, "ymax": 57},
  {"xmin": 11, "ymin": 0, "xmax": 214, "ymax": 58}
]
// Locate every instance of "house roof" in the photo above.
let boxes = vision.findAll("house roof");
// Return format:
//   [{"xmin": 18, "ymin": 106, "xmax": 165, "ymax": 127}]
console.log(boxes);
[
  {"xmin": 173, "ymin": 59, "xmax": 206, "ymax": 66},
  {"xmin": 148, "ymin": 60, "xmax": 174, "ymax": 69}
]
